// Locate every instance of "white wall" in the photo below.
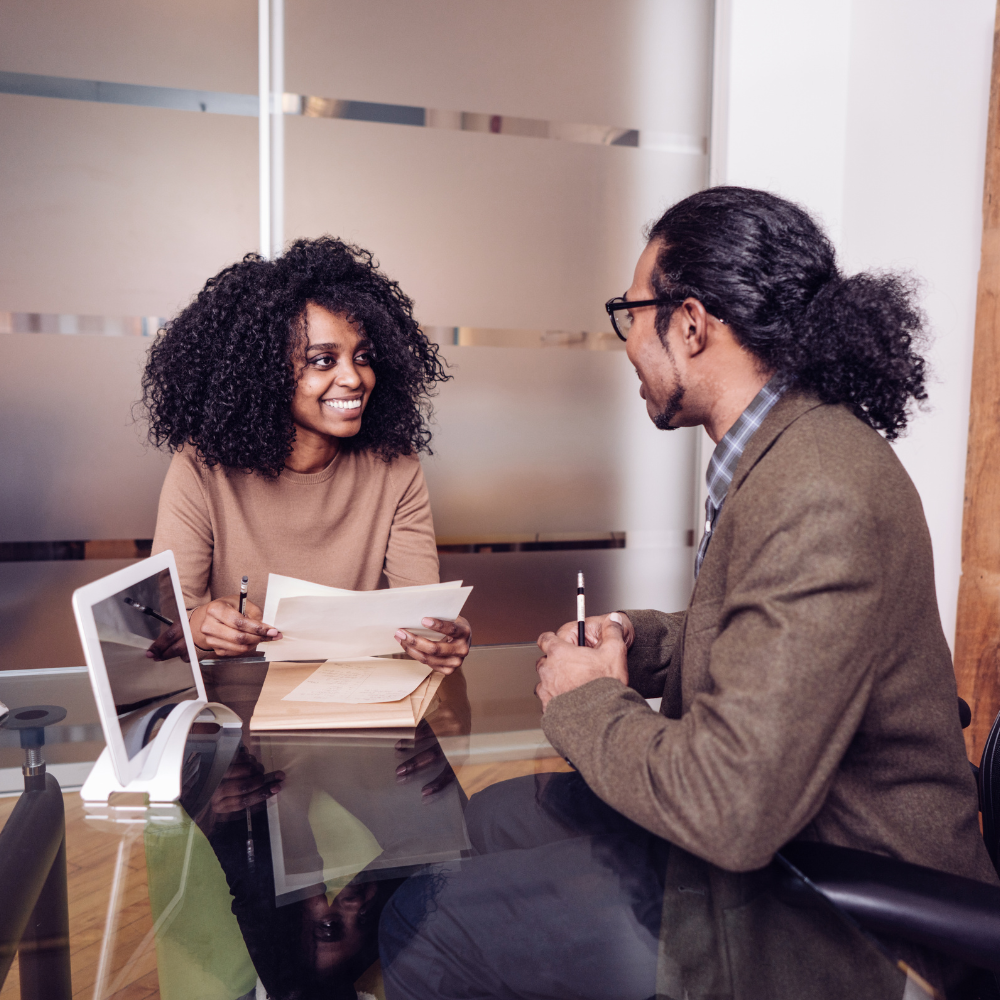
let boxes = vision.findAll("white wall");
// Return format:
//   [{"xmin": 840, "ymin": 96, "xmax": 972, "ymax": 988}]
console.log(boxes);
[{"xmin": 714, "ymin": 0, "xmax": 994, "ymax": 649}]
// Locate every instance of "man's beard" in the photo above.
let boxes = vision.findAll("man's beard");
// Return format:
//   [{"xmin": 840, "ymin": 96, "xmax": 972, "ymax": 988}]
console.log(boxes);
[{"xmin": 652, "ymin": 380, "xmax": 685, "ymax": 431}]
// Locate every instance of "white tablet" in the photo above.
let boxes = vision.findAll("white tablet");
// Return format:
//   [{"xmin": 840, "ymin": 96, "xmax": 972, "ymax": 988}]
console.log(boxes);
[{"xmin": 72, "ymin": 550, "xmax": 207, "ymax": 789}]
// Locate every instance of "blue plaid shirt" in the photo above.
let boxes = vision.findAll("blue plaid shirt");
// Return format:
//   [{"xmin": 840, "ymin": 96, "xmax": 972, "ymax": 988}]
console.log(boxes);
[{"xmin": 694, "ymin": 378, "xmax": 785, "ymax": 578}]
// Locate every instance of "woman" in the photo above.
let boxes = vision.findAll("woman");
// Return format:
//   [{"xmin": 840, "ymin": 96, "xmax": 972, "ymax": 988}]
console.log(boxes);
[{"xmin": 143, "ymin": 236, "xmax": 470, "ymax": 672}]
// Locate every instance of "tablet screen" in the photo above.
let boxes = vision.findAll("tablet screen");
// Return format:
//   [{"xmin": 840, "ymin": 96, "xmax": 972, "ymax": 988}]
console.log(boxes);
[{"xmin": 91, "ymin": 568, "xmax": 198, "ymax": 759}]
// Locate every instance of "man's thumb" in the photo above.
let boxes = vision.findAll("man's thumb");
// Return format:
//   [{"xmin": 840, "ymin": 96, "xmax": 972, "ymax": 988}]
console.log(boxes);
[{"xmin": 601, "ymin": 612, "xmax": 626, "ymax": 643}]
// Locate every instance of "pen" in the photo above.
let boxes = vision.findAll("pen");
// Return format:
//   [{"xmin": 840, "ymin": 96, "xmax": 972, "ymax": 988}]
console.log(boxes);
[
  {"xmin": 237, "ymin": 739, "xmax": 256, "ymax": 868},
  {"xmin": 239, "ymin": 575, "xmax": 248, "ymax": 616},
  {"xmin": 577, "ymin": 572, "xmax": 586, "ymax": 647},
  {"xmin": 246, "ymin": 802, "xmax": 255, "ymax": 868},
  {"xmin": 123, "ymin": 597, "xmax": 173, "ymax": 627}
]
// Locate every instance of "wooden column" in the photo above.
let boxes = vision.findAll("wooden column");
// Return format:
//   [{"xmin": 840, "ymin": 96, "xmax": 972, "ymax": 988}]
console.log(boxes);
[{"xmin": 954, "ymin": 1, "xmax": 1000, "ymax": 763}]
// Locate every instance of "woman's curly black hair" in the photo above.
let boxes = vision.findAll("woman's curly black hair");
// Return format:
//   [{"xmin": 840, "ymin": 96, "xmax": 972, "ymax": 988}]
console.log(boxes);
[
  {"xmin": 141, "ymin": 236, "xmax": 450, "ymax": 476},
  {"xmin": 646, "ymin": 187, "xmax": 928, "ymax": 439}
]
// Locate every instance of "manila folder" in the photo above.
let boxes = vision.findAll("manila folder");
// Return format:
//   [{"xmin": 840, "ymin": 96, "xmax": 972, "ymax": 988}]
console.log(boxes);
[{"xmin": 249, "ymin": 661, "xmax": 443, "ymax": 731}]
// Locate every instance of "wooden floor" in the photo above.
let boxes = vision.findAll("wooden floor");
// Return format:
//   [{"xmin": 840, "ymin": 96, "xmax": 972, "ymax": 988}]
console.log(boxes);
[{"xmin": 0, "ymin": 756, "xmax": 570, "ymax": 1000}]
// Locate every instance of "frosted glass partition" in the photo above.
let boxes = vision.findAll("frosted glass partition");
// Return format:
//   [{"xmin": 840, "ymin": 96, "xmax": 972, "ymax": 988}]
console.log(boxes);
[
  {"xmin": 440, "ymin": 546, "xmax": 695, "ymax": 645},
  {"xmin": 287, "ymin": 0, "xmax": 713, "ymax": 136},
  {"xmin": 0, "ymin": 0, "xmax": 713, "ymax": 658},
  {"xmin": 0, "ymin": 0, "xmax": 256, "ymax": 93},
  {"xmin": 285, "ymin": 116, "xmax": 706, "ymax": 330},
  {"xmin": 0, "ymin": 559, "xmax": 139, "ymax": 672},
  {"xmin": 0, "ymin": 335, "xmax": 169, "ymax": 542},
  {"xmin": 424, "ymin": 346, "xmax": 696, "ymax": 540},
  {"xmin": 0, "ymin": 95, "xmax": 257, "ymax": 316}
]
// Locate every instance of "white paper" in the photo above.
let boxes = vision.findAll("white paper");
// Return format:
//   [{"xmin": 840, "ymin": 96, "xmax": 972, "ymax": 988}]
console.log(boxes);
[
  {"xmin": 262, "ymin": 573, "xmax": 463, "ymax": 629},
  {"xmin": 262, "ymin": 578, "xmax": 472, "ymax": 661},
  {"xmin": 280, "ymin": 658, "xmax": 431, "ymax": 705}
]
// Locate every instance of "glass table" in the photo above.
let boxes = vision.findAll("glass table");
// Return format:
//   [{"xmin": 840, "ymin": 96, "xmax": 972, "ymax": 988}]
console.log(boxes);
[{"xmin": 0, "ymin": 646, "xmax": 938, "ymax": 1000}]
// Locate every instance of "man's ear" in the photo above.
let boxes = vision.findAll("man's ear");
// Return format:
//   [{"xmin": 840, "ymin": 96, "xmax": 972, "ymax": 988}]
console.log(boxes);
[{"xmin": 677, "ymin": 298, "xmax": 710, "ymax": 358}]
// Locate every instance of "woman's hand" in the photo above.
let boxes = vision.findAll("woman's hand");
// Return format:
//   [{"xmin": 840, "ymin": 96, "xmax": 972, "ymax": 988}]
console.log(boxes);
[
  {"xmin": 191, "ymin": 748, "xmax": 284, "ymax": 837},
  {"xmin": 188, "ymin": 597, "xmax": 282, "ymax": 658},
  {"xmin": 395, "ymin": 721, "xmax": 458, "ymax": 798},
  {"xmin": 207, "ymin": 754, "xmax": 284, "ymax": 817},
  {"xmin": 394, "ymin": 616, "xmax": 471, "ymax": 674},
  {"xmin": 147, "ymin": 596, "xmax": 279, "ymax": 660}
]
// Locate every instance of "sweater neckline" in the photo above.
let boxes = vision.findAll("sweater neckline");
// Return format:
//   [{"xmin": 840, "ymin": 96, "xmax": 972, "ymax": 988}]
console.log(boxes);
[{"xmin": 279, "ymin": 449, "xmax": 346, "ymax": 485}]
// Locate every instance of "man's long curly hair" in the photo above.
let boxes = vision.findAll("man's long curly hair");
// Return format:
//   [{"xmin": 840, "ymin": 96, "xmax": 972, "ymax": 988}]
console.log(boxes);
[
  {"xmin": 646, "ymin": 187, "xmax": 928, "ymax": 439},
  {"xmin": 141, "ymin": 237, "xmax": 450, "ymax": 476}
]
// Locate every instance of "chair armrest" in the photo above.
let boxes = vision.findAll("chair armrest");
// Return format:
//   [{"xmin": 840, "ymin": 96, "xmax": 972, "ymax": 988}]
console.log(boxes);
[{"xmin": 778, "ymin": 841, "xmax": 1000, "ymax": 974}]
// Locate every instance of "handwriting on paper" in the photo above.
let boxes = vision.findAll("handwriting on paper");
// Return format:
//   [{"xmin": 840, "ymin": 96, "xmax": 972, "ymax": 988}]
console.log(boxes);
[{"xmin": 281, "ymin": 658, "xmax": 431, "ymax": 705}]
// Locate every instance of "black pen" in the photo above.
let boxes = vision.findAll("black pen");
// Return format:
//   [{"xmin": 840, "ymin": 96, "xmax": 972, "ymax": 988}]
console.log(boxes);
[
  {"xmin": 577, "ymin": 572, "xmax": 586, "ymax": 647},
  {"xmin": 239, "ymin": 575, "xmax": 248, "ymax": 616},
  {"xmin": 246, "ymin": 802, "xmax": 255, "ymax": 868},
  {"xmin": 123, "ymin": 597, "xmax": 173, "ymax": 627}
]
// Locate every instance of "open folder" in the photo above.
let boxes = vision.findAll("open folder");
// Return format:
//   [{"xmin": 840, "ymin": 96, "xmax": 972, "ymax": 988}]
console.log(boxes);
[
  {"xmin": 260, "ymin": 574, "xmax": 472, "ymax": 662},
  {"xmin": 250, "ymin": 660, "xmax": 444, "ymax": 731}
]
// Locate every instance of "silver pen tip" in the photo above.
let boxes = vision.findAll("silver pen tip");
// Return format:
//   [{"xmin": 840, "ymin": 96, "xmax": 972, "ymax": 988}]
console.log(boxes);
[{"xmin": 577, "ymin": 572, "xmax": 584, "ymax": 588}]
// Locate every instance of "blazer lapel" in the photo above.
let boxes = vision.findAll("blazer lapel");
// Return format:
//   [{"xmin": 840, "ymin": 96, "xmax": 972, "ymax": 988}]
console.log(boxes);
[{"xmin": 727, "ymin": 391, "xmax": 824, "ymax": 498}]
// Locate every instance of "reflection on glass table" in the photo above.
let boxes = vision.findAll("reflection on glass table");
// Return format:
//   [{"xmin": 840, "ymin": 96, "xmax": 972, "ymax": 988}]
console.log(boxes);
[
  {"xmin": 92, "ymin": 568, "xmax": 198, "ymax": 747},
  {"xmin": 0, "ymin": 646, "xmax": 950, "ymax": 1000}
]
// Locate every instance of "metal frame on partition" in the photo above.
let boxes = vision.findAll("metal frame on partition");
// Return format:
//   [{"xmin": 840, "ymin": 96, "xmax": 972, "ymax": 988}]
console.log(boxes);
[{"xmin": 259, "ymin": 0, "xmax": 284, "ymax": 259}]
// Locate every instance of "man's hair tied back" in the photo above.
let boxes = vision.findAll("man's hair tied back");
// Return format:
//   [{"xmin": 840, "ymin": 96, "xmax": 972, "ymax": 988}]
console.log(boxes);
[{"xmin": 646, "ymin": 186, "xmax": 928, "ymax": 439}]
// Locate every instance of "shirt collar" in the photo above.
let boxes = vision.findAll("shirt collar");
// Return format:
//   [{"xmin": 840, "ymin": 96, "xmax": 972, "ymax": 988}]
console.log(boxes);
[{"xmin": 705, "ymin": 377, "xmax": 785, "ymax": 511}]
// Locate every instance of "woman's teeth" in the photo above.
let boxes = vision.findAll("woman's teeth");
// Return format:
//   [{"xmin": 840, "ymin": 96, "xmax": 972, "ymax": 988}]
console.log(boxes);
[{"xmin": 325, "ymin": 398, "xmax": 361, "ymax": 410}]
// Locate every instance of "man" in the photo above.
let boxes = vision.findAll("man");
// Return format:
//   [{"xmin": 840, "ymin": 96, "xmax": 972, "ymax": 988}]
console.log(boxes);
[{"xmin": 380, "ymin": 188, "xmax": 996, "ymax": 999}]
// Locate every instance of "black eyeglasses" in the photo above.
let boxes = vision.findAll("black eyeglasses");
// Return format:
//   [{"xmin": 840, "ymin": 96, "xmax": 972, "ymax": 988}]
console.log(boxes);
[
  {"xmin": 604, "ymin": 296, "xmax": 674, "ymax": 342},
  {"xmin": 605, "ymin": 295, "xmax": 726, "ymax": 341}
]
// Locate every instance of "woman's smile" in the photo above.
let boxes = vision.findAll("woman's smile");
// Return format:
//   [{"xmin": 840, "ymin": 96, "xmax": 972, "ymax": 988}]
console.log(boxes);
[{"xmin": 322, "ymin": 395, "xmax": 363, "ymax": 413}]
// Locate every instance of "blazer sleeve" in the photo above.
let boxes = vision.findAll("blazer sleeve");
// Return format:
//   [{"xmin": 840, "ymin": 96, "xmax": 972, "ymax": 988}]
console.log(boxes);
[
  {"xmin": 621, "ymin": 608, "xmax": 687, "ymax": 703},
  {"xmin": 542, "ymin": 466, "xmax": 884, "ymax": 873},
  {"xmin": 151, "ymin": 453, "xmax": 214, "ymax": 610},
  {"xmin": 382, "ymin": 460, "xmax": 440, "ymax": 588}
]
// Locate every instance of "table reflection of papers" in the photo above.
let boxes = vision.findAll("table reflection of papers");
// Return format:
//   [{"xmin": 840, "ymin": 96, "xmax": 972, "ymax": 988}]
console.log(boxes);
[
  {"xmin": 261, "ymin": 576, "xmax": 471, "ymax": 661},
  {"xmin": 259, "ymin": 733, "xmax": 471, "ymax": 905}
]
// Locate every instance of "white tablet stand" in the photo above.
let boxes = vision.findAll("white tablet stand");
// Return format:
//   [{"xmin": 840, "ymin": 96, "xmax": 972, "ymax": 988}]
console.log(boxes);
[{"xmin": 81, "ymin": 700, "xmax": 242, "ymax": 804}]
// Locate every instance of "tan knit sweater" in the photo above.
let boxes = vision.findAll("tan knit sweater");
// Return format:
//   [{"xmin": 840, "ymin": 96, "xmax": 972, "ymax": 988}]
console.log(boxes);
[{"xmin": 151, "ymin": 447, "xmax": 440, "ymax": 615}]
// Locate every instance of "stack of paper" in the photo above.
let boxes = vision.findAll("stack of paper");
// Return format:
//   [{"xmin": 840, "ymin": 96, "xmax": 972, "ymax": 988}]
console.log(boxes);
[
  {"xmin": 250, "ymin": 658, "xmax": 444, "ymax": 731},
  {"xmin": 249, "ymin": 575, "xmax": 472, "ymax": 731},
  {"xmin": 261, "ymin": 574, "xmax": 472, "ymax": 662}
]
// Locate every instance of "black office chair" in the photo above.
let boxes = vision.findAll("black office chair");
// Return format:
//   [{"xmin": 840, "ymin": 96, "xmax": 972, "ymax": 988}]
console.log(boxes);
[
  {"xmin": 980, "ymin": 702, "xmax": 1000, "ymax": 873},
  {"xmin": 778, "ymin": 700, "xmax": 1000, "ymax": 989}
]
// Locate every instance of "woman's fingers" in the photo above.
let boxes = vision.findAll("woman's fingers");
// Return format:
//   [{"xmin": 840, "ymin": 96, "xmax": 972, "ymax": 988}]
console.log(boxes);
[
  {"xmin": 147, "ymin": 623, "xmax": 190, "ymax": 661},
  {"xmin": 397, "ymin": 646, "xmax": 464, "ymax": 673},
  {"xmin": 420, "ymin": 767, "xmax": 456, "ymax": 798},
  {"xmin": 395, "ymin": 745, "xmax": 457, "ymax": 796},
  {"xmin": 395, "ymin": 727, "xmax": 437, "ymax": 755},
  {"xmin": 420, "ymin": 617, "xmax": 471, "ymax": 640},
  {"xmin": 395, "ymin": 747, "xmax": 443, "ymax": 778},
  {"xmin": 394, "ymin": 616, "xmax": 471, "ymax": 674},
  {"xmin": 214, "ymin": 782, "xmax": 281, "ymax": 814},
  {"xmin": 207, "ymin": 599, "xmax": 281, "ymax": 640},
  {"xmin": 196, "ymin": 597, "xmax": 282, "ymax": 656},
  {"xmin": 212, "ymin": 768, "xmax": 285, "ymax": 814}
]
